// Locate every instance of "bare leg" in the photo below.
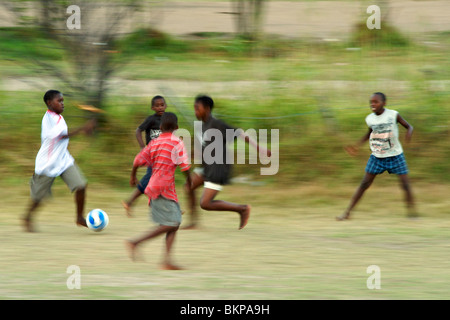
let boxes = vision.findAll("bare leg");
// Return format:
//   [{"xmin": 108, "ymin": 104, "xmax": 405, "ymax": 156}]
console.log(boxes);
[
  {"xmin": 162, "ymin": 228, "xmax": 182, "ymax": 270},
  {"xmin": 125, "ymin": 225, "xmax": 178, "ymax": 261},
  {"xmin": 22, "ymin": 200, "xmax": 40, "ymax": 232},
  {"xmin": 124, "ymin": 167, "xmax": 151, "ymax": 216},
  {"xmin": 200, "ymin": 188, "xmax": 251, "ymax": 229},
  {"xmin": 182, "ymin": 173, "xmax": 204, "ymax": 229},
  {"xmin": 122, "ymin": 189, "xmax": 143, "ymax": 217},
  {"xmin": 75, "ymin": 187, "xmax": 87, "ymax": 227},
  {"xmin": 337, "ymin": 172, "xmax": 376, "ymax": 220},
  {"xmin": 398, "ymin": 174, "xmax": 418, "ymax": 217}
]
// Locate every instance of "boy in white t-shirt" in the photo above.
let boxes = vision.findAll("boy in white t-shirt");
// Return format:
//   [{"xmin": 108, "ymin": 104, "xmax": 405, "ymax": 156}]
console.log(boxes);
[
  {"xmin": 23, "ymin": 90, "xmax": 96, "ymax": 232},
  {"xmin": 338, "ymin": 92, "xmax": 417, "ymax": 220}
]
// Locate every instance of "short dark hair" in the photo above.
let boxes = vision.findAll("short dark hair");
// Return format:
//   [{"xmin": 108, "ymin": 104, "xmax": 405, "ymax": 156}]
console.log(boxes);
[
  {"xmin": 43, "ymin": 90, "xmax": 62, "ymax": 105},
  {"xmin": 373, "ymin": 92, "xmax": 386, "ymax": 102},
  {"xmin": 151, "ymin": 95, "xmax": 165, "ymax": 106},
  {"xmin": 195, "ymin": 95, "xmax": 214, "ymax": 110},
  {"xmin": 160, "ymin": 112, "xmax": 178, "ymax": 131}
]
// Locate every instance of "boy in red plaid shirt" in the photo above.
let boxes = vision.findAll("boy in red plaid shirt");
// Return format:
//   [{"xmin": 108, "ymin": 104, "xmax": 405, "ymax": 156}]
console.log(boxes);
[{"xmin": 125, "ymin": 112, "xmax": 192, "ymax": 270}]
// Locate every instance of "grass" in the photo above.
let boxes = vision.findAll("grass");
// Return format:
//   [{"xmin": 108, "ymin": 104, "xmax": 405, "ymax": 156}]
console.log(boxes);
[
  {"xmin": 1, "ymin": 27, "xmax": 450, "ymax": 82},
  {"xmin": 350, "ymin": 22, "xmax": 411, "ymax": 48},
  {"xmin": 0, "ymin": 23, "xmax": 449, "ymax": 300},
  {"xmin": 0, "ymin": 181, "xmax": 449, "ymax": 299},
  {"xmin": 1, "ymin": 86, "xmax": 448, "ymax": 187}
]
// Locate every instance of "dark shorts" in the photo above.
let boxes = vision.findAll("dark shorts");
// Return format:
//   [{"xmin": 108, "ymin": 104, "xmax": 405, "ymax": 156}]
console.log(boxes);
[
  {"xmin": 193, "ymin": 164, "xmax": 233, "ymax": 191},
  {"xmin": 201, "ymin": 163, "xmax": 232, "ymax": 186},
  {"xmin": 137, "ymin": 166, "xmax": 152, "ymax": 193},
  {"xmin": 365, "ymin": 153, "xmax": 409, "ymax": 175}
]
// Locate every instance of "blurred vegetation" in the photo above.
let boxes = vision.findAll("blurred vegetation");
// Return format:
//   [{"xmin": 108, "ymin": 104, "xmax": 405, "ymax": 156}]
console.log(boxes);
[
  {"xmin": 350, "ymin": 22, "xmax": 410, "ymax": 47},
  {"xmin": 0, "ymin": 27, "xmax": 449, "ymax": 188}
]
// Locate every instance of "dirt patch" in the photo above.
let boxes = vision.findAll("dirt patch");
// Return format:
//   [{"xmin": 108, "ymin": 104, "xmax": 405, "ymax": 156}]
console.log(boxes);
[{"xmin": 1, "ymin": 1, "xmax": 449, "ymax": 38}]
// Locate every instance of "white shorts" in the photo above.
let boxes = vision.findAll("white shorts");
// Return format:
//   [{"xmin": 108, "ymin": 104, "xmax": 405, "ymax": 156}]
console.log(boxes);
[
  {"xmin": 193, "ymin": 167, "xmax": 205, "ymax": 176},
  {"xmin": 204, "ymin": 181, "xmax": 223, "ymax": 191}
]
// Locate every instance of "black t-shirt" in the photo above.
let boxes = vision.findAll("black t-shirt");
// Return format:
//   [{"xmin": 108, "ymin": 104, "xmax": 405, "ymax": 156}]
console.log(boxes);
[
  {"xmin": 138, "ymin": 114, "xmax": 162, "ymax": 145},
  {"xmin": 199, "ymin": 116, "xmax": 239, "ymax": 185}
]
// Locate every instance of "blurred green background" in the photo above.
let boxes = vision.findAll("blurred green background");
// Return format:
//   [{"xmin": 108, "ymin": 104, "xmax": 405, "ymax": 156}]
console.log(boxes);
[{"xmin": 0, "ymin": 1, "xmax": 449, "ymax": 187}]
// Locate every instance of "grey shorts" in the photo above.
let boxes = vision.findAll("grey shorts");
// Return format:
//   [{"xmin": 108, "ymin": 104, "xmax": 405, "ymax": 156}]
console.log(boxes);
[
  {"xmin": 149, "ymin": 196, "xmax": 182, "ymax": 227},
  {"xmin": 30, "ymin": 164, "xmax": 87, "ymax": 202}
]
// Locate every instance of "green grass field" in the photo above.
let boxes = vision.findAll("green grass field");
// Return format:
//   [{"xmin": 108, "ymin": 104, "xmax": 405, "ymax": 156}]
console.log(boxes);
[
  {"xmin": 0, "ymin": 181, "xmax": 449, "ymax": 299},
  {"xmin": 0, "ymin": 18, "xmax": 449, "ymax": 300}
]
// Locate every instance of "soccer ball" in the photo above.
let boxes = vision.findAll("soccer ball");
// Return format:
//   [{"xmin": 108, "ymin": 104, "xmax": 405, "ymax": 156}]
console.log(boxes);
[{"xmin": 86, "ymin": 209, "xmax": 109, "ymax": 232}]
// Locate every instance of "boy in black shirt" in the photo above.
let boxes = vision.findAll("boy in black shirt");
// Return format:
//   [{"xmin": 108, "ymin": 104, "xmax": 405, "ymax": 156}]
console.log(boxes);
[
  {"xmin": 122, "ymin": 96, "xmax": 167, "ymax": 216},
  {"xmin": 184, "ymin": 95, "xmax": 271, "ymax": 230}
]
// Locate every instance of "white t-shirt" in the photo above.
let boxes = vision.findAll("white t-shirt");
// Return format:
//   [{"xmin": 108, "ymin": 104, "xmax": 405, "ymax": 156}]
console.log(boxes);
[
  {"xmin": 365, "ymin": 108, "xmax": 403, "ymax": 158},
  {"xmin": 35, "ymin": 110, "xmax": 74, "ymax": 177}
]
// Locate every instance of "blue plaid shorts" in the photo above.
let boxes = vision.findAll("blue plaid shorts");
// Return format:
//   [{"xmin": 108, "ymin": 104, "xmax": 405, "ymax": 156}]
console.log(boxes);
[{"xmin": 365, "ymin": 153, "xmax": 409, "ymax": 175}]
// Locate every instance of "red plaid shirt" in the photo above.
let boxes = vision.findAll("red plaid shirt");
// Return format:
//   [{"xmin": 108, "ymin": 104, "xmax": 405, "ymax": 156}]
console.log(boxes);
[{"xmin": 133, "ymin": 132, "xmax": 190, "ymax": 203}]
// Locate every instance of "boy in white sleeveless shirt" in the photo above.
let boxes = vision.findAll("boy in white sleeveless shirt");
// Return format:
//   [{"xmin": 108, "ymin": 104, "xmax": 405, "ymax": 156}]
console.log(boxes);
[{"xmin": 338, "ymin": 92, "xmax": 417, "ymax": 220}]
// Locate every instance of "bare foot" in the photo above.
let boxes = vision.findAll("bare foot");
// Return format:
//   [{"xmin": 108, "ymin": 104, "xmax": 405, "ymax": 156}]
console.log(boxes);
[
  {"xmin": 239, "ymin": 205, "xmax": 251, "ymax": 230},
  {"xmin": 22, "ymin": 217, "xmax": 35, "ymax": 233},
  {"xmin": 336, "ymin": 213, "xmax": 350, "ymax": 221},
  {"xmin": 161, "ymin": 263, "xmax": 183, "ymax": 270},
  {"xmin": 125, "ymin": 240, "xmax": 139, "ymax": 262},
  {"xmin": 76, "ymin": 217, "xmax": 88, "ymax": 228},
  {"xmin": 122, "ymin": 201, "xmax": 132, "ymax": 217}
]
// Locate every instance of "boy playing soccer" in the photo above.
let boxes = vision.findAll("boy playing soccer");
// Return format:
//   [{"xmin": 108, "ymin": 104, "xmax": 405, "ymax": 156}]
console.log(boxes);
[
  {"xmin": 125, "ymin": 112, "xmax": 192, "ymax": 270},
  {"xmin": 122, "ymin": 95, "xmax": 167, "ymax": 216},
  {"xmin": 183, "ymin": 95, "xmax": 271, "ymax": 230},
  {"xmin": 23, "ymin": 90, "xmax": 96, "ymax": 232},
  {"xmin": 337, "ymin": 92, "xmax": 417, "ymax": 220}
]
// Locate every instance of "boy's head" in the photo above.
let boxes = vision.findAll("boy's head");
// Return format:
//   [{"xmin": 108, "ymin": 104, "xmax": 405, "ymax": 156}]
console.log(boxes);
[
  {"xmin": 160, "ymin": 112, "xmax": 178, "ymax": 132},
  {"xmin": 194, "ymin": 95, "xmax": 214, "ymax": 120},
  {"xmin": 370, "ymin": 92, "xmax": 386, "ymax": 114},
  {"xmin": 44, "ymin": 90, "xmax": 64, "ymax": 114},
  {"xmin": 151, "ymin": 95, "xmax": 167, "ymax": 116}
]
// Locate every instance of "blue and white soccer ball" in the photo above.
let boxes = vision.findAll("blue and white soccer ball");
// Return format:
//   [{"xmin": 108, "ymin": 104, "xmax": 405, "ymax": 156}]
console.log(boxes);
[{"xmin": 86, "ymin": 209, "xmax": 109, "ymax": 232}]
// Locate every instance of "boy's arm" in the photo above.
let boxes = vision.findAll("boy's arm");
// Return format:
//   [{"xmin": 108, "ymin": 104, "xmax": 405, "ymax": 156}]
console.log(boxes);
[
  {"xmin": 345, "ymin": 128, "xmax": 372, "ymax": 156},
  {"xmin": 136, "ymin": 117, "xmax": 153, "ymax": 149},
  {"xmin": 183, "ymin": 170, "xmax": 192, "ymax": 191},
  {"xmin": 238, "ymin": 130, "xmax": 272, "ymax": 157},
  {"xmin": 62, "ymin": 119, "xmax": 96, "ymax": 139},
  {"xmin": 135, "ymin": 128, "xmax": 146, "ymax": 149},
  {"xmin": 397, "ymin": 113, "xmax": 413, "ymax": 143},
  {"xmin": 175, "ymin": 140, "xmax": 193, "ymax": 190},
  {"xmin": 130, "ymin": 146, "xmax": 151, "ymax": 187},
  {"xmin": 217, "ymin": 119, "xmax": 271, "ymax": 157},
  {"xmin": 130, "ymin": 165, "xmax": 140, "ymax": 187},
  {"xmin": 182, "ymin": 169, "xmax": 195, "ymax": 214}
]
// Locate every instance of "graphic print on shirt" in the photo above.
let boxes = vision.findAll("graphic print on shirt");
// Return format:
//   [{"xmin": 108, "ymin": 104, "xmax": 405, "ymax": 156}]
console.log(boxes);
[
  {"xmin": 149, "ymin": 129, "xmax": 162, "ymax": 141},
  {"xmin": 369, "ymin": 118, "xmax": 395, "ymax": 155}
]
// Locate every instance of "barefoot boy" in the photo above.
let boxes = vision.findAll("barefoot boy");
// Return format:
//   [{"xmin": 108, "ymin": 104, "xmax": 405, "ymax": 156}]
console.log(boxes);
[
  {"xmin": 122, "ymin": 95, "xmax": 167, "ymax": 216},
  {"xmin": 23, "ymin": 90, "xmax": 95, "ymax": 232},
  {"xmin": 338, "ymin": 92, "xmax": 417, "ymax": 220},
  {"xmin": 183, "ymin": 95, "xmax": 271, "ymax": 230},
  {"xmin": 125, "ymin": 112, "xmax": 192, "ymax": 270}
]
